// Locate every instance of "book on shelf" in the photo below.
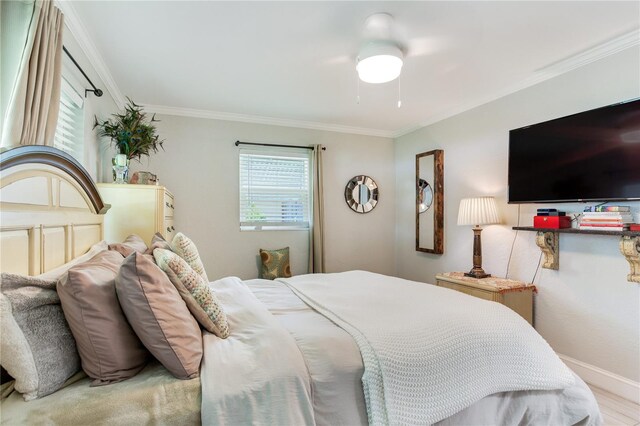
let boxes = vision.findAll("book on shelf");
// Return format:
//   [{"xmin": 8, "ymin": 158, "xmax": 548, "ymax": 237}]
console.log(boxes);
[
  {"xmin": 580, "ymin": 224, "xmax": 630, "ymax": 228},
  {"xmin": 580, "ymin": 218, "xmax": 634, "ymax": 224},
  {"xmin": 581, "ymin": 212, "xmax": 633, "ymax": 219},
  {"xmin": 582, "ymin": 211, "xmax": 632, "ymax": 216},
  {"xmin": 579, "ymin": 222, "xmax": 630, "ymax": 228},
  {"xmin": 578, "ymin": 226, "xmax": 627, "ymax": 231},
  {"xmin": 583, "ymin": 206, "xmax": 631, "ymax": 213}
]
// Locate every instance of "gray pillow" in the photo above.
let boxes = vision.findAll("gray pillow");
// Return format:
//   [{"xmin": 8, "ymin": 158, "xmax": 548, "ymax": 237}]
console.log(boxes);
[{"xmin": 0, "ymin": 273, "xmax": 80, "ymax": 400}]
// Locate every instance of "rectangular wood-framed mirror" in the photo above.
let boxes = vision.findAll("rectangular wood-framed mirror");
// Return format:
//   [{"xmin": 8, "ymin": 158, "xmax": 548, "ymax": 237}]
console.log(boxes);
[{"xmin": 416, "ymin": 149, "xmax": 444, "ymax": 254}]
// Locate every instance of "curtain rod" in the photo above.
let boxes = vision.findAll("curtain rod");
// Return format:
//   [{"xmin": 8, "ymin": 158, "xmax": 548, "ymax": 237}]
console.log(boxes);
[
  {"xmin": 235, "ymin": 141, "xmax": 326, "ymax": 151},
  {"xmin": 62, "ymin": 46, "xmax": 103, "ymax": 98}
]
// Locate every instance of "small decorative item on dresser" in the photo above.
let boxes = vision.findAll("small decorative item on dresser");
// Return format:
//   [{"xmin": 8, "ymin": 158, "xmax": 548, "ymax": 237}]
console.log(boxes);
[
  {"xmin": 435, "ymin": 272, "xmax": 536, "ymax": 325},
  {"xmin": 130, "ymin": 171, "xmax": 158, "ymax": 185},
  {"xmin": 112, "ymin": 153, "xmax": 129, "ymax": 184}
]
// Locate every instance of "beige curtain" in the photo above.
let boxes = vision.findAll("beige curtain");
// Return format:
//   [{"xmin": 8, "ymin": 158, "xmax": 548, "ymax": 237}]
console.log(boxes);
[
  {"xmin": 309, "ymin": 145, "xmax": 326, "ymax": 273},
  {"xmin": 1, "ymin": 0, "xmax": 63, "ymax": 149}
]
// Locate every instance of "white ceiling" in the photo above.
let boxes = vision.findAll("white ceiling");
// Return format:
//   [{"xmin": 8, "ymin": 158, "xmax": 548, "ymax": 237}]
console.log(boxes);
[{"xmin": 66, "ymin": 1, "xmax": 639, "ymax": 137}]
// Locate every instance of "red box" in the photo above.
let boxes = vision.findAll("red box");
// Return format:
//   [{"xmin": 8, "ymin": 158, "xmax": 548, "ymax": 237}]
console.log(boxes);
[
  {"xmin": 534, "ymin": 215, "xmax": 572, "ymax": 229},
  {"xmin": 630, "ymin": 224, "xmax": 640, "ymax": 232}
]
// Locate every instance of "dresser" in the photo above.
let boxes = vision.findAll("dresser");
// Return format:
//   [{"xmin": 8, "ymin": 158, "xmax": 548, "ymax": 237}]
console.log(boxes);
[
  {"xmin": 97, "ymin": 183, "xmax": 175, "ymax": 244},
  {"xmin": 435, "ymin": 272, "xmax": 535, "ymax": 325}
]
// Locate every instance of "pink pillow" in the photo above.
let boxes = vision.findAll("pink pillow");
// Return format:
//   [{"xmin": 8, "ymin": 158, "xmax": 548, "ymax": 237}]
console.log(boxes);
[
  {"xmin": 108, "ymin": 234, "xmax": 148, "ymax": 257},
  {"xmin": 57, "ymin": 250, "xmax": 148, "ymax": 386},
  {"xmin": 116, "ymin": 253, "xmax": 202, "ymax": 379}
]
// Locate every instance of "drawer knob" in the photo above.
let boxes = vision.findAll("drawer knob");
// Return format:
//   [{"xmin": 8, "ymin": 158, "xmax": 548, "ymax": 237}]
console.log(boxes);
[
  {"xmin": 170, "ymin": 203, "xmax": 174, "ymax": 209},
  {"xmin": 166, "ymin": 202, "xmax": 170, "ymax": 207},
  {"xmin": 171, "ymin": 226, "xmax": 175, "ymax": 231},
  {"xmin": 167, "ymin": 227, "xmax": 171, "ymax": 232}
]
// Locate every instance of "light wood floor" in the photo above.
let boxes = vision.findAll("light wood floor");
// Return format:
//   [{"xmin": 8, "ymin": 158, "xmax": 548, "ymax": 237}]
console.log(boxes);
[{"xmin": 589, "ymin": 385, "xmax": 640, "ymax": 426}]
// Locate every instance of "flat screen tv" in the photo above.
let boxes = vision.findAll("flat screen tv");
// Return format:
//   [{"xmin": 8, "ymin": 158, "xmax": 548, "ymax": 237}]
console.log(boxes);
[{"xmin": 508, "ymin": 99, "xmax": 640, "ymax": 203}]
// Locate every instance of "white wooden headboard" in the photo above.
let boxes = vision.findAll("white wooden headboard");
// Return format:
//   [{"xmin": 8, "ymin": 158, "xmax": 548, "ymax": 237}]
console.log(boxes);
[{"xmin": 0, "ymin": 146, "xmax": 109, "ymax": 276}]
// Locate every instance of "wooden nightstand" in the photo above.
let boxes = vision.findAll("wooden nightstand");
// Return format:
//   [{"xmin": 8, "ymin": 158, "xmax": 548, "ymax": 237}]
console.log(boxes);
[{"xmin": 435, "ymin": 272, "xmax": 535, "ymax": 325}]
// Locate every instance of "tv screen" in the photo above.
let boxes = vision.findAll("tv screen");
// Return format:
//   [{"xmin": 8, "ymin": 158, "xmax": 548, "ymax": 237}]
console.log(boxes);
[{"xmin": 508, "ymin": 99, "xmax": 640, "ymax": 203}]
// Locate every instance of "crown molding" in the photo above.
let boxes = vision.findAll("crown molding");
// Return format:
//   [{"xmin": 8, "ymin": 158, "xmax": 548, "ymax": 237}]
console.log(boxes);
[
  {"xmin": 143, "ymin": 104, "xmax": 395, "ymax": 138},
  {"xmin": 56, "ymin": 0, "xmax": 126, "ymax": 109},
  {"xmin": 392, "ymin": 28, "xmax": 640, "ymax": 139}
]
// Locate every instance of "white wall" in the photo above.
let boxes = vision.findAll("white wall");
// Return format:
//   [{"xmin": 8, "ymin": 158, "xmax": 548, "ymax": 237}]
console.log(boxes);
[
  {"xmin": 123, "ymin": 115, "xmax": 395, "ymax": 280},
  {"xmin": 395, "ymin": 47, "xmax": 640, "ymax": 381}
]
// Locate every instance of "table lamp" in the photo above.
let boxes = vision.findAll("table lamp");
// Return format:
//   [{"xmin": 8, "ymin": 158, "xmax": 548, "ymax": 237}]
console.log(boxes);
[{"xmin": 457, "ymin": 197, "xmax": 500, "ymax": 278}]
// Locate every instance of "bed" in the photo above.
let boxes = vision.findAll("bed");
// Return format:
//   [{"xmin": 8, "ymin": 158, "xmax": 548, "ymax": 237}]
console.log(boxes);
[{"xmin": 0, "ymin": 147, "xmax": 601, "ymax": 425}]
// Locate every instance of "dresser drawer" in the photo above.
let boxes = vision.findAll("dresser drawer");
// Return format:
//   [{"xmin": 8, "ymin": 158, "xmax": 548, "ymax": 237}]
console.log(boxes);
[
  {"xmin": 163, "ymin": 218, "xmax": 176, "ymax": 241},
  {"xmin": 163, "ymin": 191, "xmax": 174, "ymax": 217},
  {"xmin": 436, "ymin": 280, "xmax": 501, "ymax": 302}
]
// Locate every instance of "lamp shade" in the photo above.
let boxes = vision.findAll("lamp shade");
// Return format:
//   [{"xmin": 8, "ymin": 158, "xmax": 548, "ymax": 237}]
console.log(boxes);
[{"xmin": 457, "ymin": 197, "xmax": 500, "ymax": 226}]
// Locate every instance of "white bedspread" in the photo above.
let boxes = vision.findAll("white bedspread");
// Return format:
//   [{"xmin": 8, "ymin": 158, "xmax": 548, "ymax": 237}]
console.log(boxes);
[
  {"xmin": 280, "ymin": 271, "xmax": 575, "ymax": 425},
  {"xmin": 247, "ymin": 278, "xmax": 368, "ymax": 425},
  {"xmin": 201, "ymin": 277, "xmax": 315, "ymax": 426}
]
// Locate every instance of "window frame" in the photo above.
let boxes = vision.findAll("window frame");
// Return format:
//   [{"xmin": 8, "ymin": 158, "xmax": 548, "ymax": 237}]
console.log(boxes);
[{"xmin": 238, "ymin": 146, "xmax": 313, "ymax": 232}]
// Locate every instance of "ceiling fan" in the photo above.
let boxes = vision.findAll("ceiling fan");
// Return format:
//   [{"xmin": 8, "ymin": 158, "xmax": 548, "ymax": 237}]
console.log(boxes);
[{"xmin": 356, "ymin": 13, "xmax": 405, "ymax": 84}]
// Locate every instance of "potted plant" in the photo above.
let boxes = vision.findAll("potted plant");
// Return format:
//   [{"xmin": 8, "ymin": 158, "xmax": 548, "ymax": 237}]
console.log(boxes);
[{"xmin": 94, "ymin": 98, "xmax": 164, "ymax": 183}]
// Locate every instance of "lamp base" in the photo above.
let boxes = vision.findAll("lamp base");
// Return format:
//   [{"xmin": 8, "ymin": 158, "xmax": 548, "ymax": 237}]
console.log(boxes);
[{"xmin": 464, "ymin": 268, "xmax": 491, "ymax": 279}]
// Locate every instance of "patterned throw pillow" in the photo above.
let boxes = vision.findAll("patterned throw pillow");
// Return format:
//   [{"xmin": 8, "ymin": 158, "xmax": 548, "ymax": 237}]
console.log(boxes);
[
  {"xmin": 259, "ymin": 247, "xmax": 292, "ymax": 280},
  {"xmin": 170, "ymin": 233, "xmax": 208, "ymax": 282},
  {"xmin": 153, "ymin": 249, "xmax": 229, "ymax": 339}
]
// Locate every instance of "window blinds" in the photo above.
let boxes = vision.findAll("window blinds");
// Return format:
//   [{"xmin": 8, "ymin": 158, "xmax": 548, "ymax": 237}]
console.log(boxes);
[
  {"xmin": 239, "ymin": 148, "xmax": 311, "ymax": 230},
  {"xmin": 53, "ymin": 77, "xmax": 84, "ymax": 161}
]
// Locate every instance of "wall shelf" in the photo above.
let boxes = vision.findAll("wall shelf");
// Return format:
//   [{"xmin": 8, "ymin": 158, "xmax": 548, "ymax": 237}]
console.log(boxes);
[{"xmin": 512, "ymin": 226, "xmax": 640, "ymax": 283}]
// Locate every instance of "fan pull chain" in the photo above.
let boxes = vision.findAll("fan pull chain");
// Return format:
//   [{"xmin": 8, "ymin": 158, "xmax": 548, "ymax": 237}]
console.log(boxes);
[{"xmin": 397, "ymin": 75, "xmax": 402, "ymax": 108}]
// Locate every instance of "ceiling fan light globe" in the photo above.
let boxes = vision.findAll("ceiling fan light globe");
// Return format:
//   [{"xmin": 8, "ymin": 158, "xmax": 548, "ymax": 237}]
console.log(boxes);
[{"xmin": 357, "ymin": 55, "xmax": 403, "ymax": 84}]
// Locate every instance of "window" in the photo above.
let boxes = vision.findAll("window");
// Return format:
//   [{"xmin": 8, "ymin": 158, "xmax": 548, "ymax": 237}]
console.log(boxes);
[
  {"xmin": 53, "ymin": 76, "xmax": 84, "ymax": 162},
  {"xmin": 239, "ymin": 148, "xmax": 311, "ymax": 230}
]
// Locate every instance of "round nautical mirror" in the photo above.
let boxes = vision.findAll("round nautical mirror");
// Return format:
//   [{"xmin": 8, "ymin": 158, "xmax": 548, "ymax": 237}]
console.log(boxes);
[
  {"xmin": 345, "ymin": 175, "xmax": 379, "ymax": 213},
  {"xmin": 417, "ymin": 178, "xmax": 433, "ymax": 214}
]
